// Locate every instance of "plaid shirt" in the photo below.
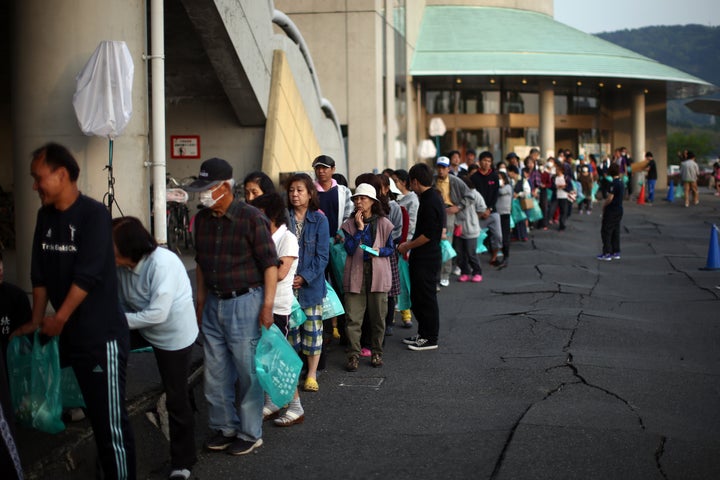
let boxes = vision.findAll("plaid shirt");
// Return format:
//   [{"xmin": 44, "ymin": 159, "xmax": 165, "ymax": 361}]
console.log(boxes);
[{"xmin": 194, "ymin": 199, "xmax": 278, "ymax": 295}]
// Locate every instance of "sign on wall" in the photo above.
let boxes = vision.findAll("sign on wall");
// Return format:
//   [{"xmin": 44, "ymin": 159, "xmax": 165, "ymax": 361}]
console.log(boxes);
[{"xmin": 170, "ymin": 135, "xmax": 201, "ymax": 159}]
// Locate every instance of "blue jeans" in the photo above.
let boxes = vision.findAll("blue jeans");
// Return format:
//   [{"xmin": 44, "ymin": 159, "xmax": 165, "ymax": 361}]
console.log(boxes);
[
  {"xmin": 647, "ymin": 179, "xmax": 656, "ymax": 203},
  {"xmin": 202, "ymin": 288, "xmax": 264, "ymax": 442}
]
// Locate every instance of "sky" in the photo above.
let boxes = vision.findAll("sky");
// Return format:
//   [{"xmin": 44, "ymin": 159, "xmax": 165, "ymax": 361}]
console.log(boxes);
[{"xmin": 554, "ymin": 0, "xmax": 719, "ymax": 33}]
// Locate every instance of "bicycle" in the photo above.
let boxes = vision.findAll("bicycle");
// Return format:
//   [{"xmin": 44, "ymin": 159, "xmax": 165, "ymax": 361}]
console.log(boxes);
[{"xmin": 150, "ymin": 174, "xmax": 197, "ymax": 255}]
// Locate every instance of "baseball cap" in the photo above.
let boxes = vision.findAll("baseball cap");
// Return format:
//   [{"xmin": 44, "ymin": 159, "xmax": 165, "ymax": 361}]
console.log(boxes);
[
  {"xmin": 506, "ymin": 152, "xmax": 519, "ymax": 160},
  {"xmin": 436, "ymin": 156, "xmax": 450, "ymax": 167},
  {"xmin": 184, "ymin": 157, "xmax": 233, "ymax": 191},
  {"xmin": 312, "ymin": 155, "xmax": 336, "ymax": 168}
]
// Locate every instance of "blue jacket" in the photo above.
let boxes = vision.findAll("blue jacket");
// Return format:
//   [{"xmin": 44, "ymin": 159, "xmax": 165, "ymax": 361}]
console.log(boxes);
[{"xmin": 289, "ymin": 209, "xmax": 330, "ymax": 308}]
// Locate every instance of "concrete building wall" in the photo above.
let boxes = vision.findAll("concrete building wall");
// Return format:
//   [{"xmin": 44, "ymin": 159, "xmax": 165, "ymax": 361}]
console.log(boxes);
[{"xmin": 262, "ymin": 50, "xmax": 322, "ymax": 182}]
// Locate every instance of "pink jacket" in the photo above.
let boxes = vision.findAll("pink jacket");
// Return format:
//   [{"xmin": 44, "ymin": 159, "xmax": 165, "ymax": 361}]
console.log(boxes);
[{"xmin": 341, "ymin": 217, "xmax": 393, "ymax": 294}]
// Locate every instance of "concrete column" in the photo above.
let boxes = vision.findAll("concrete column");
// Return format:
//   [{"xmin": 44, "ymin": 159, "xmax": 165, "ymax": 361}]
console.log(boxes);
[
  {"xmin": 539, "ymin": 81, "xmax": 555, "ymax": 159},
  {"xmin": 12, "ymin": 0, "xmax": 148, "ymax": 290},
  {"xmin": 384, "ymin": 0, "xmax": 397, "ymax": 171},
  {"xmin": 632, "ymin": 89, "xmax": 646, "ymax": 187}
]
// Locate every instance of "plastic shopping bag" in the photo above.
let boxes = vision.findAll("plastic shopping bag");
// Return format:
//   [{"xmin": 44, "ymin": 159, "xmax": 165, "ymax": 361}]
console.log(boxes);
[
  {"xmin": 526, "ymin": 199, "xmax": 544, "ymax": 223},
  {"xmin": 7, "ymin": 332, "xmax": 65, "ymax": 433},
  {"xmin": 511, "ymin": 199, "xmax": 527, "ymax": 224},
  {"xmin": 329, "ymin": 242, "xmax": 347, "ymax": 296},
  {"xmin": 255, "ymin": 324, "xmax": 302, "ymax": 407},
  {"xmin": 440, "ymin": 239, "xmax": 457, "ymax": 263},
  {"xmin": 321, "ymin": 281, "xmax": 345, "ymax": 320},
  {"xmin": 475, "ymin": 228, "xmax": 489, "ymax": 254},
  {"xmin": 289, "ymin": 297, "xmax": 308, "ymax": 329},
  {"xmin": 396, "ymin": 257, "xmax": 412, "ymax": 310}
]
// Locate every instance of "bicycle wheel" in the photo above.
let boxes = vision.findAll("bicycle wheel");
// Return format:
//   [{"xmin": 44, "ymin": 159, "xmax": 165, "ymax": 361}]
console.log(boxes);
[
  {"xmin": 166, "ymin": 205, "xmax": 179, "ymax": 252},
  {"xmin": 181, "ymin": 206, "xmax": 193, "ymax": 250}
]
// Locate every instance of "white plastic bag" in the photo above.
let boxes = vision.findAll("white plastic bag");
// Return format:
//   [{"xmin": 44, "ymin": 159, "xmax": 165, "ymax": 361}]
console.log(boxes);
[{"xmin": 73, "ymin": 41, "xmax": 134, "ymax": 138}]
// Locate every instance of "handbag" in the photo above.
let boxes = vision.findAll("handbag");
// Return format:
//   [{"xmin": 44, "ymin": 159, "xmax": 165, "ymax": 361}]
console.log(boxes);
[
  {"xmin": 255, "ymin": 324, "xmax": 302, "ymax": 407},
  {"xmin": 520, "ymin": 197, "xmax": 534, "ymax": 210}
]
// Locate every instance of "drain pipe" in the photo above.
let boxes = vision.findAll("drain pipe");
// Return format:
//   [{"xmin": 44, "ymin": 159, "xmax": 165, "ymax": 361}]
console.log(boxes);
[{"xmin": 149, "ymin": 0, "xmax": 167, "ymax": 244}]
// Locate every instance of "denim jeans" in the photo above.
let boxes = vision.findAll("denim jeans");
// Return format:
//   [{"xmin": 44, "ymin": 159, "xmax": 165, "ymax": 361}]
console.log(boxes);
[
  {"xmin": 647, "ymin": 179, "xmax": 656, "ymax": 203},
  {"xmin": 202, "ymin": 287, "xmax": 264, "ymax": 442}
]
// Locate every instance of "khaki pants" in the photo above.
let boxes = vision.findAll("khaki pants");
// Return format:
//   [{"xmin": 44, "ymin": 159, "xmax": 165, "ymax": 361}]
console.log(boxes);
[
  {"xmin": 683, "ymin": 181, "xmax": 698, "ymax": 206},
  {"xmin": 344, "ymin": 262, "xmax": 388, "ymax": 359}
]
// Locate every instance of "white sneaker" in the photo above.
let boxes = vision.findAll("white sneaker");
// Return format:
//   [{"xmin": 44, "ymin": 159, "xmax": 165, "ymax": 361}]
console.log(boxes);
[
  {"xmin": 452, "ymin": 266, "xmax": 461, "ymax": 276},
  {"xmin": 439, "ymin": 278, "xmax": 450, "ymax": 287}
]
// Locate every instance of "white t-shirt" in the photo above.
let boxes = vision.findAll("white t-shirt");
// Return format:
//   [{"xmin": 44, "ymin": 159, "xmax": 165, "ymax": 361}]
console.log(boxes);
[
  {"xmin": 272, "ymin": 224, "xmax": 299, "ymax": 315},
  {"xmin": 555, "ymin": 175, "xmax": 568, "ymax": 200}
]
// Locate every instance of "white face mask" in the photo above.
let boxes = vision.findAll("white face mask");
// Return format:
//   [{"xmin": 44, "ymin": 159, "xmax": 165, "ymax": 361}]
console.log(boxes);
[{"xmin": 199, "ymin": 184, "xmax": 225, "ymax": 208}]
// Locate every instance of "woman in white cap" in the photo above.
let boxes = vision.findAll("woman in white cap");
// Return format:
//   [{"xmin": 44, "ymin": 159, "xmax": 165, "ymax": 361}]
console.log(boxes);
[{"xmin": 341, "ymin": 182, "xmax": 394, "ymax": 371}]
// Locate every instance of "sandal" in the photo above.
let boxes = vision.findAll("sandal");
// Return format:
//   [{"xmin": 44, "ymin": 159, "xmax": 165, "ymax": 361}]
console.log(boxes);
[
  {"xmin": 274, "ymin": 410, "xmax": 305, "ymax": 427},
  {"xmin": 303, "ymin": 377, "xmax": 319, "ymax": 392},
  {"xmin": 263, "ymin": 405, "xmax": 280, "ymax": 421}
]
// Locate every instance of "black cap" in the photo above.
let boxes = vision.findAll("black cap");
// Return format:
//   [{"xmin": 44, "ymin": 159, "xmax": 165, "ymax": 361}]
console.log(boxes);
[
  {"xmin": 506, "ymin": 152, "xmax": 519, "ymax": 160},
  {"xmin": 312, "ymin": 155, "xmax": 335, "ymax": 168},
  {"xmin": 184, "ymin": 157, "xmax": 233, "ymax": 191}
]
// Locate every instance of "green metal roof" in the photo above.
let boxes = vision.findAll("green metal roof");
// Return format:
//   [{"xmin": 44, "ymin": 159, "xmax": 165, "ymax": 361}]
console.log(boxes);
[{"xmin": 410, "ymin": 6, "xmax": 713, "ymax": 94}]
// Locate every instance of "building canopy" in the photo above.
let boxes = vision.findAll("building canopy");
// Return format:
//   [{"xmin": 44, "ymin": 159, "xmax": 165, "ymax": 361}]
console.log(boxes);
[{"xmin": 410, "ymin": 6, "xmax": 714, "ymax": 98}]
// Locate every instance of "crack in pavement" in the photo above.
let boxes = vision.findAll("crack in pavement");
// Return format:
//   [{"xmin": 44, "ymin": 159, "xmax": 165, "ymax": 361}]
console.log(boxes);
[
  {"xmin": 665, "ymin": 256, "xmax": 720, "ymax": 299},
  {"xmin": 655, "ymin": 436, "xmax": 669, "ymax": 480},
  {"xmin": 491, "ymin": 311, "xmax": 648, "ymax": 479}
]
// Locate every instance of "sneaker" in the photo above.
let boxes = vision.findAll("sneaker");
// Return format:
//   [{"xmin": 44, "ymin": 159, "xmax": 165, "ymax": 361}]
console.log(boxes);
[
  {"xmin": 360, "ymin": 347, "xmax": 371, "ymax": 357},
  {"xmin": 407, "ymin": 338, "xmax": 438, "ymax": 351},
  {"xmin": 205, "ymin": 431, "xmax": 236, "ymax": 451},
  {"xmin": 168, "ymin": 469, "xmax": 192, "ymax": 480},
  {"xmin": 401, "ymin": 310, "xmax": 412, "ymax": 322},
  {"xmin": 596, "ymin": 254, "xmax": 612, "ymax": 261},
  {"xmin": 458, "ymin": 274, "xmax": 470, "ymax": 282},
  {"xmin": 371, "ymin": 353, "xmax": 383, "ymax": 368},
  {"xmin": 471, "ymin": 274, "xmax": 483, "ymax": 283},
  {"xmin": 346, "ymin": 355, "xmax": 359, "ymax": 372},
  {"xmin": 452, "ymin": 266, "xmax": 461, "ymax": 276},
  {"xmin": 402, "ymin": 334, "xmax": 420, "ymax": 345},
  {"xmin": 385, "ymin": 325, "xmax": 394, "ymax": 336},
  {"xmin": 227, "ymin": 438, "xmax": 263, "ymax": 456},
  {"xmin": 439, "ymin": 278, "xmax": 450, "ymax": 287},
  {"xmin": 612, "ymin": 253, "xmax": 621, "ymax": 260}
]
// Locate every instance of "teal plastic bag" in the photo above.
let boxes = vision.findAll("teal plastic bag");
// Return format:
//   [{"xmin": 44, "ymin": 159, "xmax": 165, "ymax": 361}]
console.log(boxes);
[
  {"xmin": 7, "ymin": 332, "xmax": 65, "ymax": 434},
  {"xmin": 396, "ymin": 257, "xmax": 412, "ymax": 310},
  {"xmin": 572, "ymin": 180, "xmax": 585, "ymax": 204},
  {"xmin": 289, "ymin": 297, "xmax": 308, "ymax": 329},
  {"xmin": 60, "ymin": 367, "xmax": 85, "ymax": 408},
  {"xmin": 511, "ymin": 199, "xmax": 527, "ymax": 223},
  {"xmin": 674, "ymin": 184, "xmax": 684, "ymax": 198},
  {"xmin": 526, "ymin": 199, "xmax": 544, "ymax": 222},
  {"xmin": 255, "ymin": 324, "xmax": 302, "ymax": 407},
  {"xmin": 475, "ymin": 228, "xmax": 488, "ymax": 254},
  {"xmin": 329, "ymin": 242, "xmax": 347, "ymax": 296},
  {"xmin": 440, "ymin": 239, "xmax": 457, "ymax": 263},
  {"xmin": 321, "ymin": 280, "xmax": 345, "ymax": 320}
]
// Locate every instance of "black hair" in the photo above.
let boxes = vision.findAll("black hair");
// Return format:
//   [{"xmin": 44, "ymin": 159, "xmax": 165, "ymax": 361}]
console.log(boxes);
[
  {"xmin": 286, "ymin": 173, "xmax": 320, "ymax": 211},
  {"xmin": 250, "ymin": 192, "xmax": 287, "ymax": 228},
  {"xmin": 112, "ymin": 216, "xmax": 158, "ymax": 263},
  {"xmin": 32, "ymin": 143, "xmax": 80, "ymax": 182},
  {"xmin": 498, "ymin": 170, "xmax": 510, "ymax": 185},
  {"xmin": 686, "ymin": 151, "xmax": 695, "ymax": 159},
  {"xmin": 243, "ymin": 171, "xmax": 275, "ymax": 195},
  {"xmin": 332, "ymin": 173, "xmax": 348, "ymax": 187},
  {"xmin": 645, "ymin": 152, "xmax": 653, "ymax": 158},
  {"xmin": 381, "ymin": 168, "xmax": 395, "ymax": 178},
  {"xmin": 408, "ymin": 163, "xmax": 433, "ymax": 187},
  {"xmin": 607, "ymin": 163, "xmax": 620, "ymax": 177},
  {"xmin": 478, "ymin": 151, "xmax": 493, "ymax": 162},
  {"xmin": 394, "ymin": 169, "xmax": 409, "ymax": 185}
]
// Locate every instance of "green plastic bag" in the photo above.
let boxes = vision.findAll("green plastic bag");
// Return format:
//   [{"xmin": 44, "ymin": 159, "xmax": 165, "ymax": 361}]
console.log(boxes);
[
  {"xmin": 289, "ymin": 297, "xmax": 308, "ymax": 329},
  {"xmin": 525, "ymin": 199, "xmax": 544, "ymax": 223},
  {"xmin": 60, "ymin": 367, "xmax": 86, "ymax": 409},
  {"xmin": 475, "ymin": 228, "xmax": 488, "ymax": 254},
  {"xmin": 396, "ymin": 257, "xmax": 412, "ymax": 310},
  {"xmin": 321, "ymin": 281, "xmax": 345, "ymax": 320},
  {"xmin": 440, "ymin": 239, "xmax": 457, "ymax": 263},
  {"xmin": 329, "ymin": 242, "xmax": 347, "ymax": 296},
  {"xmin": 255, "ymin": 324, "xmax": 302, "ymax": 407},
  {"xmin": 7, "ymin": 332, "xmax": 65, "ymax": 434},
  {"xmin": 511, "ymin": 199, "xmax": 527, "ymax": 224}
]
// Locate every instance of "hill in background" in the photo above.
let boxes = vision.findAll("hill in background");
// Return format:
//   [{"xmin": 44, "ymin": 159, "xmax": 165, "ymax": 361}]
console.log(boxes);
[{"xmin": 596, "ymin": 25, "xmax": 720, "ymax": 128}]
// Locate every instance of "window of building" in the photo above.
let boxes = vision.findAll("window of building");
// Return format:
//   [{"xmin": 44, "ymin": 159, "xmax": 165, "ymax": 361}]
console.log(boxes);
[{"xmin": 503, "ymin": 91, "xmax": 539, "ymax": 114}]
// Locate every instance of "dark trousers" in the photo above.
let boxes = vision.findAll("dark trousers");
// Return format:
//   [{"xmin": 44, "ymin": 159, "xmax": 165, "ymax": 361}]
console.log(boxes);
[
  {"xmin": 456, "ymin": 237, "xmax": 482, "ymax": 275},
  {"xmin": 409, "ymin": 257, "xmax": 440, "ymax": 343},
  {"xmin": 601, "ymin": 210, "xmax": 623, "ymax": 254},
  {"xmin": 537, "ymin": 188, "xmax": 548, "ymax": 228},
  {"xmin": 70, "ymin": 338, "xmax": 136, "ymax": 480},
  {"xmin": 131, "ymin": 332, "xmax": 196, "ymax": 470},
  {"xmin": 557, "ymin": 199, "xmax": 570, "ymax": 230},
  {"xmin": 499, "ymin": 214, "xmax": 511, "ymax": 259}
]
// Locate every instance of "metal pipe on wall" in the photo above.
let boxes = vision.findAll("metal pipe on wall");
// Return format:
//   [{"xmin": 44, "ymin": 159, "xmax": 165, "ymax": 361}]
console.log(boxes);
[{"xmin": 150, "ymin": 0, "xmax": 167, "ymax": 244}]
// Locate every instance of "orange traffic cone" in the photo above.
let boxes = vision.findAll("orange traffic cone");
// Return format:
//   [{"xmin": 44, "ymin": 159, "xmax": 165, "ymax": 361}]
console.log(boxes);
[{"xmin": 636, "ymin": 184, "xmax": 646, "ymax": 205}]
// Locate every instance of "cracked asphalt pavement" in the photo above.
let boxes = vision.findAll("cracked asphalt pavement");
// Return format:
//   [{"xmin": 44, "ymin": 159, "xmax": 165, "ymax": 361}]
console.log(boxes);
[{"xmin": 18, "ymin": 190, "xmax": 720, "ymax": 479}]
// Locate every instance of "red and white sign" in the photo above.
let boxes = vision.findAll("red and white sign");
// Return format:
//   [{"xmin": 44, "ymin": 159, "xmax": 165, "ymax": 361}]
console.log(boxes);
[{"xmin": 170, "ymin": 135, "xmax": 201, "ymax": 159}]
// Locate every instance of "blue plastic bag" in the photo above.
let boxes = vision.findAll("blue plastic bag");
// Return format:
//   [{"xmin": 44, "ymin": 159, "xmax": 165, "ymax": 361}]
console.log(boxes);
[
  {"xmin": 255, "ymin": 324, "xmax": 303, "ymax": 407},
  {"xmin": 475, "ymin": 228, "xmax": 489, "ymax": 254},
  {"xmin": 440, "ymin": 239, "xmax": 457, "ymax": 263},
  {"xmin": 511, "ymin": 199, "xmax": 527, "ymax": 223},
  {"xmin": 321, "ymin": 280, "xmax": 345, "ymax": 320},
  {"xmin": 7, "ymin": 332, "xmax": 65, "ymax": 434},
  {"xmin": 526, "ymin": 199, "xmax": 544, "ymax": 223}
]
